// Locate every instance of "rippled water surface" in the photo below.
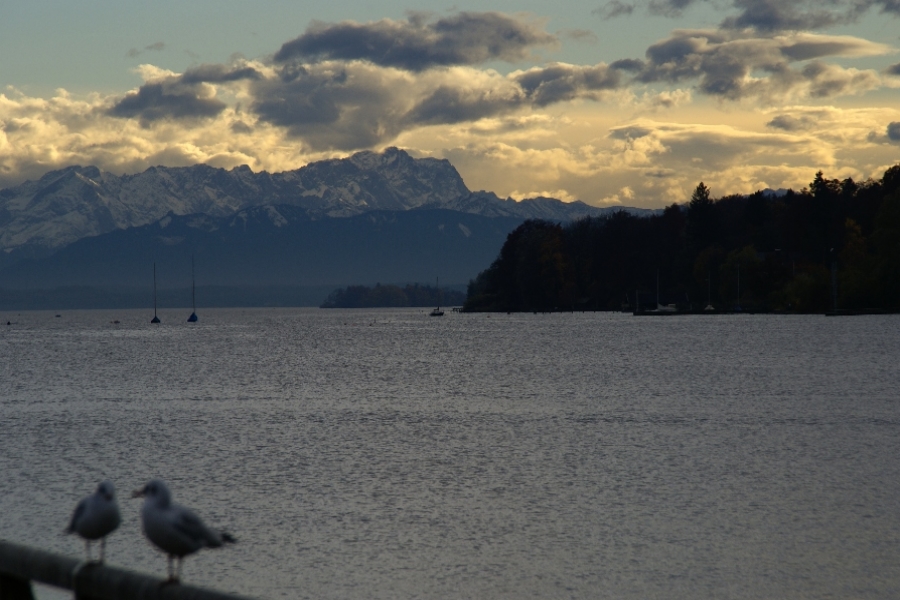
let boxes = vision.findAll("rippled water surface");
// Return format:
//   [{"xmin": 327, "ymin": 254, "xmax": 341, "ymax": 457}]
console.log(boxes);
[{"xmin": 2, "ymin": 308, "xmax": 900, "ymax": 599}]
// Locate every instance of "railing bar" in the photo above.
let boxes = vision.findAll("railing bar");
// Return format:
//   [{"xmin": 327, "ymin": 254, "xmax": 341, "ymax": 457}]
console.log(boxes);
[
  {"xmin": 0, "ymin": 541, "xmax": 257, "ymax": 600},
  {"xmin": 0, "ymin": 573, "xmax": 37, "ymax": 600}
]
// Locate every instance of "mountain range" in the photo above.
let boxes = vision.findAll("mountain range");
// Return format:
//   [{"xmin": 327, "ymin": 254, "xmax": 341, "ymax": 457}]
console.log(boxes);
[{"xmin": 0, "ymin": 147, "xmax": 651, "ymax": 308}]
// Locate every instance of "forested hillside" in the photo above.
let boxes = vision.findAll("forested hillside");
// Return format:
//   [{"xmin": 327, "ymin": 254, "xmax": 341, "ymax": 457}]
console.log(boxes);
[{"xmin": 464, "ymin": 165, "xmax": 900, "ymax": 313}]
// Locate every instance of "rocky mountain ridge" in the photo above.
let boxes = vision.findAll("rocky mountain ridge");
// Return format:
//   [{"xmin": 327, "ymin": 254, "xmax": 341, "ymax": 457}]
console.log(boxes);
[{"xmin": 0, "ymin": 147, "xmax": 638, "ymax": 264}]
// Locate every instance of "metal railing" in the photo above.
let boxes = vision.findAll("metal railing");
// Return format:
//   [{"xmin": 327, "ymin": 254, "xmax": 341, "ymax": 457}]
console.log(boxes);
[{"xmin": 0, "ymin": 540, "xmax": 255, "ymax": 600}]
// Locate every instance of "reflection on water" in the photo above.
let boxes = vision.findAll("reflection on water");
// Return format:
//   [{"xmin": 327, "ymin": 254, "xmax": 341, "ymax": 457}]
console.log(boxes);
[{"xmin": 2, "ymin": 308, "xmax": 900, "ymax": 599}]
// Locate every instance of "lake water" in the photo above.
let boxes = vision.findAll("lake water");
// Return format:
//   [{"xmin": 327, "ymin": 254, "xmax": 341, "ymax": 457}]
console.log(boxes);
[{"xmin": 2, "ymin": 308, "xmax": 899, "ymax": 599}]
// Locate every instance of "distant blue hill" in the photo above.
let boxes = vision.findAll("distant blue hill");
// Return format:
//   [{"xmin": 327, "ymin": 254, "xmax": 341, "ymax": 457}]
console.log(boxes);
[{"xmin": 0, "ymin": 207, "xmax": 525, "ymax": 308}]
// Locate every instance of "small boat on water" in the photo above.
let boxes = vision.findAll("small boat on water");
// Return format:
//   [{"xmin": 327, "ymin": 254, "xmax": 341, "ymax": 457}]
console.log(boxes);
[
  {"xmin": 187, "ymin": 256, "xmax": 198, "ymax": 323},
  {"xmin": 652, "ymin": 303, "xmax": 677, "ymax": 313},
  {"xmin": 647, "ymin": 270, "xmax": 677, "ymax": 313},
  {"xmin": 151, "ymin": 263, "xmax": 161, "ymax": 324},
  {"xmin": 430, "ymin": 277, "xmax": 444, "ymax": 316}
]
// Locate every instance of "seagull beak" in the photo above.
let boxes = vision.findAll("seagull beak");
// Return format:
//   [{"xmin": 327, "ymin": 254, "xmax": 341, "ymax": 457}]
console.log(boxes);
[{"xmin": 131, "ymin": 487, "xmax": 146, "ymax": 499}]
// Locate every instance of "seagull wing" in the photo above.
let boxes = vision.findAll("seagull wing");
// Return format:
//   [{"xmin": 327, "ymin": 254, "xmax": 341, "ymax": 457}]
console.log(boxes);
[
  {"xmin": 66, "ymin": 498, "xmax": 88, "ymax": 534},
  {"xmin": 172, "ymin": 507, "xmax": 224, "ymax": 548}
]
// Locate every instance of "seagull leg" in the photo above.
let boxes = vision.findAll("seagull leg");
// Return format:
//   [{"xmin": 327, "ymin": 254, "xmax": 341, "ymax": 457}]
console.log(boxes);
[
  {"xmin": 176, "ymin": 557, "xmax": 183, "ymax": 582},
  {"xmin": 167, "ymin": 555, "xmax": 174, "ymax": 580},
  {"xmin": 99, "ymin": 537, "xmax": 106, "ymax": 564},
  {"xmin": 84, "ymin": 540, "xmax": 92, "ymax": 562}
]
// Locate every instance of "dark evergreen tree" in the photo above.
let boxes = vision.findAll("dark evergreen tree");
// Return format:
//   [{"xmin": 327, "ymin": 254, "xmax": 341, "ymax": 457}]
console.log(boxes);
[{"xmin": 464, "ymin": 164, "xmax": 900, "ymax": 313}]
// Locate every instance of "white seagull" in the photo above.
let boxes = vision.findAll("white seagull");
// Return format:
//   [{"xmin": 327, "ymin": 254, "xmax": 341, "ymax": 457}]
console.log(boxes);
[
  {"xmin": 65, "ymin": 480, "xmax": 121, "ymax": 563},
  {"xmin": 132, "ymin": 479, "xmax": 236, "ymax": 582}
]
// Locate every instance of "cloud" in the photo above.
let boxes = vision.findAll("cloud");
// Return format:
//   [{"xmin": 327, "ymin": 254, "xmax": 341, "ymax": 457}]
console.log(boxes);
[
  {"xmin": 869, "ymin": 0, "xmax": 900, "ymax": 17},
  {"xmin": 402, "ymin": 82, "xmax": 524, "ymax": 128},
  {"xmin": 636, "ymin": 89, "xmax": 693, "ymax": 110},
  {"xmin": 780, "ymin": 37, "xmax": 887, "ymax": 61},
  {"xmin": 644, "ymin": 169, "xmax": 677, "ymax": 178},
  {"xmin": 247, "ymin": 59, "xmax": 625, "ymax": 150},
  {"xmin": 441, "ymin": 120, "xmax": 840, "ymax": 207},
  {"xmin": 632, "ymin": 30, "xmax": 889, "ymax": 101},
  {"xmin": 766, "ymin": 114, "xmax": 815, "ymax": 131},
  {"xmin": 560, "ymin": 29, "xmax": 599, "ymax": 43},
  {"xmin": 0, "ymin": 86, "xmax": 341, "ymax": 190},
  {"xmin": 720, "ymin": 0, "xmax": 852, "ymax": 32},
  {"xmin": 800, "ymin": 61, "xmax": 881, "ymax": 98},
  {"xmin": 179, "ymin": 64, "xmax": 262, "ymax": 84},
  {"xmin": 250, "ymin": 63, "xmax": 543, "ymax": 149},
  {"xmin": 249, "ymin": 62, "xmax": 410, "ymax": 149},
  {"xmin": 596, "ymin": 118, "xmax": 858, "ymax": 201},
  {"xmin": 887, "ymin": 63, "xmax": 900, "ymax": 76},
  {"xmin": 598, "ymin": 185, "xmax": 636, "ymax": 205},
  {"xmin": 608, "ymin": 119, "xmax": 835, "ymax": 174},
  {"xmin": 108, "ymin": 83, "xmax": 226, "ymax": 125},
  {"xmin": 767, "ymin": 105, "xmax": 900, "ymax": 154},
  {"xmin": 107, "ymin": 64, "xmax": 261, "ymax": 125},
  {"xmin": 71, "ymin": 14, "xmax": 900, "ymax": 151},
  {"xmin": 648, "ymin": 0, "xmax": 696, "ymax": 17},
  {"xmin": 594, "ymin": 1, "xmax": 636, "ymax": 19},
  {"xmin": 424, "ymin": 103, "xmax": 900, "ymax": 207},
  {"xmin": 231, "ymin": 121, "xmax": 254, "ymax": 134},
  {"xmin": 127, "ymin": 42, "xmax": 165, "ymax": 58},
  {"xmin": 102, "ymin": 49, "xmax": 625, "ymax": 153},
  {"xmin": 741, "ymin": 0, "xmax": 900, "ymax": 27},
  {"xmin": 273, "ymin": 12, "xmax": 558, "ymax": 71},
  {"xmin": 512, "ymin": 63, "xmax": 622, "ymax": 105},
  {"xmin": 889, "ymin": 122, "xmax": 900, "ymax": 142},
  {"xmin": 610, "ymin": 58, "xmax": 645, "ymax": 72},
  {"xmin": 509, "ymin": 188, "xmax": 580, "ymax": 202},
  {"xmin": 462, "ymin": 114, "xmax": 561, "ymax": 138},
  {"xmin": 601, "ymin": 0, "xmax": 900, "ymax": 30},
  {"xmin": 439, "ymin": 142, "xmax": 611, "ymax": 200}
]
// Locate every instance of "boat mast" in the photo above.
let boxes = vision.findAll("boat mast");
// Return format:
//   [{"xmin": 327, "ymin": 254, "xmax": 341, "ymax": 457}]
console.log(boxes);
[
  {"xmin": 187, "ymin": 255, "xmax": 198, "ymax": 322},
  {"xmin": 151, "ymin": 262, "xmax": 161, "ymax": 323},
  {"xmin": 656, "ymin": 269, "xmax": 660, "ymax": 307}
]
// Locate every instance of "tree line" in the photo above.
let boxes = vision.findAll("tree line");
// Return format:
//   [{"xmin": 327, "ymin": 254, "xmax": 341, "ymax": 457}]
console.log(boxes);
[
  {"xmin": 321, "ymin": 283, "xmax": 465, "ymax": 308},
  {"xmin": 464, "ymin": 164, "xmax": 900, "ymax": 313}
]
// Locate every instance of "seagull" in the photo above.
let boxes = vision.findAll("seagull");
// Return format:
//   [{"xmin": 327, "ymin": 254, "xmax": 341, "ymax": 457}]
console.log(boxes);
[
  {"xmin": 132, "ymin": 479, "xmax": 236, "ymax": 582},
  {"xmin": 65, "ymin": 480, "xmax": 121, "ymax": 563}
]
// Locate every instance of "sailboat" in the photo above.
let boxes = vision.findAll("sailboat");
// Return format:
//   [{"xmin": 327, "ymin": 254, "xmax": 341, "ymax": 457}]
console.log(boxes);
[
  {"xmin": 651, "ymin": 269, "xmax": 676, "ymax": 313},
  {"xmin": 151, "ymin": 263, "xmax": 161, "ymax": 324},
  {"xmin": 187, "ymin": 255, "xmax": 198, "ymax": 322},
  {"xmin": 429, "ymin": 277, "xmax": 444, "ymax": 317}
]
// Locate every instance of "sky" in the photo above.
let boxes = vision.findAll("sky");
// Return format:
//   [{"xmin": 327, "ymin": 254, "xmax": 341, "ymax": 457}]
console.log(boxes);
[{"xmin": 2, "ymin": 0, "xmax": 899, "ymax": 208}]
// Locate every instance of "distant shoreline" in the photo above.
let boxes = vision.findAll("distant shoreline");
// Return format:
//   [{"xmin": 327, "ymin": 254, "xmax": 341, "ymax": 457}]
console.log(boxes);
[{"xmin": 0, "ymin": 285, "xmax": 336, "ymax": 311}]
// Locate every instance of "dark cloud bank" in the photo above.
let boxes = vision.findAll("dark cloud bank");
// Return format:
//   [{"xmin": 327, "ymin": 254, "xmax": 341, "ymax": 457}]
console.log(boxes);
[
  {"xmin": 273, "ymin": 12, "xmax": 557, "ymax": 71},
  {"xmin": 600, "ymin": 0, "xmax": 900, "ymax": 31},
  {"xmin": 106, "ymin": 12, "xmax": 625, "ymax": 148},
  {"xmin": 889, "ymin": 122, "xmax": 900, "ymax": 142},
  {"xmin": 105, "ymin": 6, "xmax": 897, "ymax": 148}
]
